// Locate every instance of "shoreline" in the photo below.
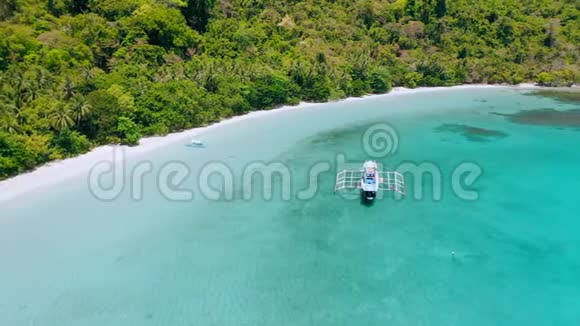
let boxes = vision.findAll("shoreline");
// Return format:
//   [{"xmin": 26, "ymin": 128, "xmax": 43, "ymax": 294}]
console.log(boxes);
[{"xmin": 0, "ymin": 83, "xmax": 552, "ymax": 203}]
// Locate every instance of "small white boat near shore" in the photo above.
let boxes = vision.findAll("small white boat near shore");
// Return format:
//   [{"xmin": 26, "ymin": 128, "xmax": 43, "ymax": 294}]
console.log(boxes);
[{"xmin": 186, "ymin": 139, "xmax": 205, "ymax": 148}]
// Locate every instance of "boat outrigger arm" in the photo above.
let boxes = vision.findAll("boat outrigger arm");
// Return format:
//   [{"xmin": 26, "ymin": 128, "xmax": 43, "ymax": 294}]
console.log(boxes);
[{"xmin": 334, "ymin": 161, "xmax": 406, "ymax": 201}]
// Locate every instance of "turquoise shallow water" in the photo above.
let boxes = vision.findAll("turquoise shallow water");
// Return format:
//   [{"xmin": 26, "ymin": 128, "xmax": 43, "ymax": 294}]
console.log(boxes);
[{"xmin": 1, "ymin": 87, "xmax": 579, "ymax": 325}]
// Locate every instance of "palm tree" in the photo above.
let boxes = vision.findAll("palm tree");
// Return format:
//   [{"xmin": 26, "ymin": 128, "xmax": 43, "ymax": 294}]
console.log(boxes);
[
  {"xmin": 1, "ymin": 84, "xmax": 20, "ymax": 108},
  {"xmin": 0, "ymin": 114, "xmax": 19, "ymax": 134},
  {"xmin": 35, "ymin": 67, "xmax": 53, "ymax": 89},
  {"xmin": 0, "ymin": 98, "xmax": 20, "ymax": 134},
  {"xmin": 61, "ymin": 76, "xmax": 75, "ymax": 100},
  {"xmin": 5, "ymin": 73, "xmax": 29, "ymax": 107},
  {"xmin": 81, "ymin": 67, "xmax": 95, "ymax": 82},
  {"xmin": 204, "ymin": 71, "xmax": 218, "ymax": 92},
  {"xmin": 0, "ymin": 89, "xmax": 14, "ymax": 105},
  {"xmin": 290, "ymin": 61, "xmax": 310, "ymax": 86},
  {"xmin": 0, "ymin": 97, "xmax": 25, "ymax": 124},
  {"xmin": 9, "ymin": 73, "xmax": 27, "ymax": 94},
  {"xmin": 50, "ymin": 109, "xmax": 74, "ymax": 131},
  {"xmin": 69, "ymin": 94, "xmax": 92, "ymax": 123},
  {"xmin": 21, "ymin": 80, "xmax": 42, "ymax": 103}
]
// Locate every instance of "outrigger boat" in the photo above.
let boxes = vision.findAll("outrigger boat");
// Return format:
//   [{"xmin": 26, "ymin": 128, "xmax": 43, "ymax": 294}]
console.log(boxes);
[{"xmin": 334, "ymin": 161, "xmax": 406, "ymax": 201}]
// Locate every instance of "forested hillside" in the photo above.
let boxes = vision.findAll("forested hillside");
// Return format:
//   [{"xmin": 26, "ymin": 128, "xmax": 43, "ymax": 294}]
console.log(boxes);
[{"xmin": 0, "ymin": 0, "xmax": 578, "ymax": 179}]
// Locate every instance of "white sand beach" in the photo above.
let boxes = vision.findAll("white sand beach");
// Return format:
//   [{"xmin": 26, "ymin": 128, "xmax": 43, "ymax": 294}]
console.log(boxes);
[{"xmin": 0, "ymin": 84, "xmax": 542, "ymax": 203}]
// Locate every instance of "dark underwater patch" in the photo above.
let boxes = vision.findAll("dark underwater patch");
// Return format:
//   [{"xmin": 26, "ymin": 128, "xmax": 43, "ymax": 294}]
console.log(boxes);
[
  {"xmin": 435, "ymin": 124, "xmax": 509, "ymax": 142},
  {"xmin": 492, "ymin": 109, "xmax": 580, "ymax": 128},
  {"xmin": 308, "ymin": 122, "xmax": 386, "ymax": 146},
  {"xmin": 309, "ymin": 126, "xmax": 357, "ymax": 145},
  {"xmin": 524, "ymin": 90, "xmax": 580, "ymax": 104}
]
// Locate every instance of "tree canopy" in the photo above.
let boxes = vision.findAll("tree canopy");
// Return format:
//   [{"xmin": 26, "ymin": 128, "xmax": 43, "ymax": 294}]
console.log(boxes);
[{"xmin": 0, "ymin": 0, "xmax": 578, "ymax": 179}]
